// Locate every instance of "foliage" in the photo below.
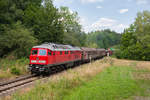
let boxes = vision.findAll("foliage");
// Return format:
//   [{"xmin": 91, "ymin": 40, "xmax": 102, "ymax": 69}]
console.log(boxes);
[
  {"xmin": 11, "ymin": 66, "xmax": 21, "ymax": 75},
  {"xmin": 0, "ymin": 0, "xmax": 88, "ymax": 58},
  {"xmin": 0, "ymin": 22, "xmax": 37, "ymax": 58},
  {"xmin": 23, "ymin": 0, "xmax": 64, "ymax": 43},
  {"xmin": 87, "ymin": 29, "xmax": 121, "ymax": 48},
  {"xmin": 119, "ymin": 11, "xmax": 150, "ymax": 60},
  {"xmin": 0, "ymin": 0, "xmax": 42, "ymax": 33},
  {"xmin": 59, "ymin": 7, "xmax": 87, "ymax": 46},
  {"xmin": 0, "ymin": 0, "xmax": 41, "ymax": 58},
  {"xmin": 0, "ymin": 0, "xmax": 121, "ymax": 58}
]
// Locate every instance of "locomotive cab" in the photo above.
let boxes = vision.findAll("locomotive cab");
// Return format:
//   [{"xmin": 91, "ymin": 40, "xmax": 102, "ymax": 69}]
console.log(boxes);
[
  {"xmin": 29, "ymin": 48, "xmax": 49, "ymax": 73},
  {"xmin": 30, "ymin": 48, "xmax": 48, "ymax": 65}
]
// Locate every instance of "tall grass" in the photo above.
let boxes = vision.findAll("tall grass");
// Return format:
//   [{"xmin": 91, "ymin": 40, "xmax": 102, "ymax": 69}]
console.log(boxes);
[
  {"xmin": 12, "ymin": 64, "xmax": 150, "ymax": 100},
  {"xmin": 0, "ymin": 57, "xmax": 29, "ymax": 79},
  {"xmin": 11, "ymin": 66, "xmax": 139, "ymax": 100},
  {"xmin": 3, "ymin": 58, "xmax": 150, "ymax": 100},
  {"xmin": 64, "ymin": 66, "xmax": 138, "ymax": 100}
]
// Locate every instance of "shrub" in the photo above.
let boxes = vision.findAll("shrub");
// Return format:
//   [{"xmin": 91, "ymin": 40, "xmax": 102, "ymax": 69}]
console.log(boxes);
[
  {"xmin": 11, "ymin": 66, "xmax": 21, "ymax": 75},
  {"xmin": 114, "ymin": 50, "xmax": 123, "ymax": 59}
]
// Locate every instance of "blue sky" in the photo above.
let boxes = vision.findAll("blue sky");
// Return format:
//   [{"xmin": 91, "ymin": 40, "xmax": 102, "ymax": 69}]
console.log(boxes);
[{"xmin": 54, "ymin": 0, "xmax": 150, "ymax": 33}]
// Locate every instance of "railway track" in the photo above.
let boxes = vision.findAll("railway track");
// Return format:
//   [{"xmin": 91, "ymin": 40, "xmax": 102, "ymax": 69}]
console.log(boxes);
[
  {"xmin": 0, "ymin": 72, "xmax": 60, "ymax": 97},
  {"xmin": 0, "ymin": 66, "xmax": 68, "ymax": 98},
  {"xmin": 0, "ymin": 74, "xmax": 41, "ymax": 97},
  {"xmin": 0, "ymin": 63, "xmax": 90, "ymax": 98},
  {"xmin": 0, "ymin": 58, "xmax": 102, "ymax": 98}
]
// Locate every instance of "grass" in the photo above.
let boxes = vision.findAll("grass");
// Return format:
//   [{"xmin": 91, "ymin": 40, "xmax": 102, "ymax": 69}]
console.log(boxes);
[
  {"xmin": 2, "ymin": 57, "xmax": 150, "ymax": 100},
  {"xmin": 63, "ymin": 66, "xmax": 138, "ymax": 100},
  {"xmin": 0, "ymin": 57, "xmax": 29, "ymax": 79},
  {"xmin": 12, "ymin": 66, "xmax": 139, "ymax": 100},
  {"xmin": 11, "ymin": 59, "xmax": 109, "ymax": 100}
]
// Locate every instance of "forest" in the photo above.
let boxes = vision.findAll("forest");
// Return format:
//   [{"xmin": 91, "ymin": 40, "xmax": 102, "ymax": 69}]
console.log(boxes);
[
  {"xmin": 0, "ymin": 0, "xmax": 120, "ymax": 58},
  {"xmin": 1, "ymin": 0, "xmax": 150, "ymax": 61},
  {"xmin": 87, "ymin": 29, "xmax": 121, "ymax": 48}
]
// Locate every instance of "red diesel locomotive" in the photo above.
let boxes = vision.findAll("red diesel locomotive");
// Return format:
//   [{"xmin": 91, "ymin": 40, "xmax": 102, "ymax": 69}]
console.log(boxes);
[{"xmin": 28, "ymin": 43, "xmax": 106, "ymax": 74}]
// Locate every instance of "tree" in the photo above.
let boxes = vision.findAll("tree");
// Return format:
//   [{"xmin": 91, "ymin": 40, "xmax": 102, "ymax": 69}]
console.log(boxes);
[
  {"xmin": 59, "ymin": 7, "xmax": 86, "ymax": 46},
  {"xmin": 0, "ymin": 0, "xmax": 41, "ymax": 58},
  {"xmin": 0, "ymin": 0, "xmax": 65, "ymax": 58},
  {"xmin": 0, "ymin": 0, "xmax": 42, "ymax": 33},
  {"xmin": 0, "ymin": 0, "xmax": 87, "ymax": 58},
  {"xmin": 23, "ymin": 0, "xmax": 64, "ymax": 43},
  {"xmin": 0, "ymin": 22, "xmax": 37, "ymax": 58},
  {"xmin": 120, "ymin": 11, "xmax": 150, "ymax": 60}
]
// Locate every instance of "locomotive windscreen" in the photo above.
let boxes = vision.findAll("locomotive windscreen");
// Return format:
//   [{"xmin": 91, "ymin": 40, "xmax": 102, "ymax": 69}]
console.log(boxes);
[
  {"xmin": 32, "ymin": 50, "xmax": 38, "ymax": 55},
  {"xmin": 39, "ymin": 49, "xmax": 47, "ymax": 56}
]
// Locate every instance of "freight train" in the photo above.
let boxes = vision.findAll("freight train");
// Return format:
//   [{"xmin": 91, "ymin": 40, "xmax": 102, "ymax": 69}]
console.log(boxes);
[{"xmin": 28, "ymin": 43, "xmax": 111, "ymax": 74}]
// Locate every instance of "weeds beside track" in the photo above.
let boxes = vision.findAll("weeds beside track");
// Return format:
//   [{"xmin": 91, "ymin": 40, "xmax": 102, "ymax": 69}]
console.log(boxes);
[{"xmin": 0, "ymin": 74, "xmax": 38, "ymax": 97}]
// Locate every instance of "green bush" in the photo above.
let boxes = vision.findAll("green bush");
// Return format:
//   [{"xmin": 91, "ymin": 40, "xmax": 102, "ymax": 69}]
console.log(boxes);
[
  {"xmin": 114, "ymin": 50, "xmax": 122, "ymax": 59},
  {"xmin": 11, "ymin": 66, "xmax": 21, "ymax": 75}
]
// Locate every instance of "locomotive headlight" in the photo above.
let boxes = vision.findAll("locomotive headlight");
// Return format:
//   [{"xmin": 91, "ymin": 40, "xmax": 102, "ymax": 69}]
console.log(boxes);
[
  {"xmin": 39, "ymin": 60, "xmax": 46, "ymax": 63},
  {"xmin": 31, "ymin": 60, "xmax": 37, "ymax": 63}
]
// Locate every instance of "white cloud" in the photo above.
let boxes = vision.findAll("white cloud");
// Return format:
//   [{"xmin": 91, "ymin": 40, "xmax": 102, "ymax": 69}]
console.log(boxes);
[
  {"xmin": 136, "ymin": 0, "xmax": 148, "ymax": 5},
  {"xmin": 92, "ymin": 18, "xmax": 117, "ymax": 28},
  {"xmin": 79, "ymin": 16, "xmax": 90, "ymax": 32},
  {"xmin": 112, "ymin": 24, "xmax": 129, "ymax": 33},
  {"xmin": 80, "ymin": 0, "xmax": 103, "ymax": 3},
  {"xmin": 79, "ymin": 17, "xmax": 87, "ymax": 26},
  {"xmin": 96, "ymin": 6, "xmax": 102, "ymax": 9},
  {"xmin": 79, "ymin": 17, "xmax": 129, "ymax": 33},
  {"xmin": 54, "ymin": 0, "xmax": 73, "ymax": 6},
  {"xmin": 119, "ymin": 9, "xmax": 128, "ymax": 14}
]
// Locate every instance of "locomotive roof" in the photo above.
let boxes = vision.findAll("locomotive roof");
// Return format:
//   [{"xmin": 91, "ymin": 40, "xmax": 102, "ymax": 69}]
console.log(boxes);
[{"xmin": 33, "ymin": 43, "xmax": 81, "ymax": 51}]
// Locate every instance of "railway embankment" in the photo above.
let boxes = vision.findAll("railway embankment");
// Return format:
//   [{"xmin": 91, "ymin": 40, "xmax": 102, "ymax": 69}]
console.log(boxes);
[{"xmin": 1, "ymin": 57, "xmax": 150, "ymax": 100}]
